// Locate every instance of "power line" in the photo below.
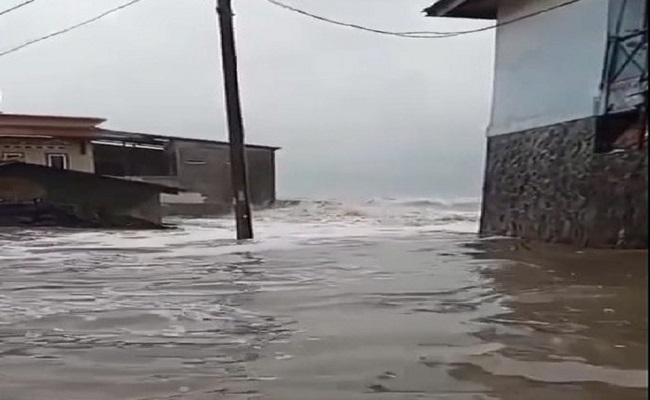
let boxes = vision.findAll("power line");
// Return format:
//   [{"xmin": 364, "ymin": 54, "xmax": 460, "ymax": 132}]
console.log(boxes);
[
  {"xmin": 0, "ymin": 0, "xmax": 145, "ymax": 58},
  {"xmin": 0, "ymin": 0, "xmax": 36, "ymax": 17},
  {"xmin": 264, "ymin": 0, "xmax": 448, "ymax": 38},
  {"xmin": 0, "ymin": 0, "xmax": 589, "ymax": 59},
  {"xmin": 263, "ymin": 0, "xmax": 585, "ymax": 39},
  {"xmin": 423, "ymin": 0, "xmax": 584, "ymax": 37}
]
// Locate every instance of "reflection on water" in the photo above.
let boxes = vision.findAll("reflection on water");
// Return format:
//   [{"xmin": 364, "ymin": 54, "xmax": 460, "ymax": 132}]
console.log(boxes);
[
  {"xmin": 450, "ymin": 242, "xmax": 648, "ymax": 400},
  {"xmin": 0, "ymin": 202, "xmax": 646, "ymax": 400}
]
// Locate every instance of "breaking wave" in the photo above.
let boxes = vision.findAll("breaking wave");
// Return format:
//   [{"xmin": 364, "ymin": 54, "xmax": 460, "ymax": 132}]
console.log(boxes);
[
  {"xmin": 0, "ymin": 198, "xmax": 480, "ymax": 263},
  {"xmin": 364, "ymin": 196, "xmax": 481, "ymax": 209},
  {"xmin": 266, "ymin": 198, "xmax": 480, "ymax": 233}
]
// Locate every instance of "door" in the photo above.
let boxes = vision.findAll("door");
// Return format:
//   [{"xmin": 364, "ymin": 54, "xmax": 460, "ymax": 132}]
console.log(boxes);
[{"xmin": 46, "ymin": 153, "xmax": 69, "ymax": 170}]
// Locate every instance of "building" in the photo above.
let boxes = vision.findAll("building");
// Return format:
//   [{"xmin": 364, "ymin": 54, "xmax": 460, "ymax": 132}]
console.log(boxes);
[
  {"xmin": 92, "ymin": 131, "xmax": 278, "ymax": 216},
  {"xmin": 426, "ymin": 0, "xmax": 648, "ymax": 248},
  {"xmin": 0, "ymin": 161, "xmax": 180, "ymax": 228},
  {"xmin": 0, "ymin": 113, "xmax": 101, "ymax": 172},
  {"xmin": 0, "ymin": 113, "xmax": 279, "ymax": 217}
]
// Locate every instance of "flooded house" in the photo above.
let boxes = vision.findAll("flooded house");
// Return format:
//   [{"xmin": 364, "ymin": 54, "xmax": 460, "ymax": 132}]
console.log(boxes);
[
  {"xmin": 92, "ymin": 131, "xmax": 278, "ymax": 216},
  {"xmin": 0, "ymin": 112, "xmax": 278, "ymax": 226},
  {"xmin": 426, "ymin": 0, "xmax": 648, "ymax": 248},
  {"xmin": 0, "ymin": 161, "xmax": 180, "ymax": 228}
]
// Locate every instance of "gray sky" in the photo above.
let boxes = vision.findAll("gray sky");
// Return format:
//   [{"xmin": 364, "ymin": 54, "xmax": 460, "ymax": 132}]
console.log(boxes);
[{"xmin": 0, "ymin": 0, "xmax": 494, "ymax": 200}]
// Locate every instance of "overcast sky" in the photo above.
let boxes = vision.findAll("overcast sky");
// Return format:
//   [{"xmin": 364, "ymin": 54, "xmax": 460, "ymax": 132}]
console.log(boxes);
[{"xmin": 0, "ymin": 0, "xmax": 494, "ymax": 200}]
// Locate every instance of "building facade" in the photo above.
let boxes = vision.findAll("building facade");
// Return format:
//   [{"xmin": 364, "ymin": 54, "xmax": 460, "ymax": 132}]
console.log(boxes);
[
  {"xmin": 0, "ymin": 114, "xmax": 101, "ymax": 172},
  {"xmin": 0, "ymin": 161, "xmax": 179, "ymax": 228},
  {"xmin": 0, "ymin": 113, "xmax": 279, "ymax": 218},
  {"xmin": 93, "ymin": 131, "xmax": 278, "ymax": 216},
  {"xmin": 426, "ymin": 0, "xmax": 647, "ymax": 248}
]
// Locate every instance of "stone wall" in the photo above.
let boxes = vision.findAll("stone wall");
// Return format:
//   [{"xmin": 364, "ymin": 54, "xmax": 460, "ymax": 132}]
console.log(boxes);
[
  {"xmin": 481, "ymin": 117, "xmax": 648, "ymax": 248},
  {"xmin": 586, "ymin": 151, "xmax": 647, "ymax": 248}
]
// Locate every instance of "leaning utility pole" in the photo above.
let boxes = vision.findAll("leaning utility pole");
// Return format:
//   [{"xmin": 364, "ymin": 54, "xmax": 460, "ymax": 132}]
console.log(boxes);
[{"xmin": 216, "ymin": 0, "xmax": 254, "ymax": 240}]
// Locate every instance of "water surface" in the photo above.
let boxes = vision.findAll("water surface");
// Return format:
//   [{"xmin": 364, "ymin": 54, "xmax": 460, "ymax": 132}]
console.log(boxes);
[{"xmin": 0, "ymin": 200, "xmax": 646, "ymax": 399}]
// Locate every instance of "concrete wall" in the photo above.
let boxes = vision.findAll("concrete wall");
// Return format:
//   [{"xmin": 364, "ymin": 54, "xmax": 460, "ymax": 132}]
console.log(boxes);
[
  {"xmin": 0, "ymin": 137, "xmax": 171, "ymax": 226},
  {"xmin": 481, "ymin": 117, "xmax": 647, "ymax": 248},
  {"xmin": 125, "ymin": 174, "xmax": 218, "ymax": 216},
  {"xmin": 172, "ymin": 140, "xmax": 232, "ymax": 206},
  {"xmin": 127, "ymin": 193, "xmax": 163, "ymax": 226},
  {"xmin": 125, "ymin": 176, "xmax": 207, "ymax": 205},
  {"xmin": 488, "ymin": 0, "xmax": 610, "ymax": 136},
  {"xmin": 0, "ymin": 166, "xmax": 165, "ymax": 227},
  {"xmin": 93, "ymin": 143, "xmax": 175, "ymax": 177},
  {"xmin": 92, "ymin": 138, "xmax": 277, "ymax": 217},
  {"xmin": 169, "ymin": 140, "xmax": 276, "ymax": 215},
  {"xmin": 247, "ymin": 148, "xmax": 276, "ymax": 207},
  {"xmin": 0, "ymin": 138, "xmax": 94, "ymax": 172}
]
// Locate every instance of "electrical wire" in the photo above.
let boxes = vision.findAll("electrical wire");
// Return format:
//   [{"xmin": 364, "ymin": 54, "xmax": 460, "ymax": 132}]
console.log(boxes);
[
  {"xmin": 264, "ymin": 0, "xmax": 449, "ymax": 38},
  {"xmin": 0, "ymin": 0, "xmax": 589, "ymax": 59},
  {"xmin": 0, "ymin": 0, "xmax": 145, "ymax": 58},
  {"xmin": 264, "ymin": 0, "xmax": 586, "ymax": 39},
  {"xmin": 0, "ymin": 0, "xmax": 36, "ymax": 17}
]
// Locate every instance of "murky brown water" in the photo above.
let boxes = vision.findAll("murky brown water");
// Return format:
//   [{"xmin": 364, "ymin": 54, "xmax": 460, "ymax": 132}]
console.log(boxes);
[{"xmin": 0, "ymin": 203, "xmax": 647, "ymax": 399}]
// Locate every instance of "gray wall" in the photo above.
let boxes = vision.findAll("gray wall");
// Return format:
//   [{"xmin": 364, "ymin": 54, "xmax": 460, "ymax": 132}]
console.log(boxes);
[
  {"xmin": 247, "ymin": 148, "xmax": 276, "ymax": 207},
  {"xmin": 172, "ymin": 140, "xmax": 231, "ymax": 205},
  {"xmin": 0, "ymin": 165, "xmax": 164, "ymax": 227},
  {"xmin": 481, "ymin": 117, "xmax": 647, "ymax": 248},
  {"xmin": 93, "ymin": 143, "xmax": 175, "ymax": 177},
  {"xmin": 93, "ymin": 139, "xmax": 277, "ymax": 217},
  {"xmin": 170, "ymin": 139, "xmax": 276, "ymax": 214}
]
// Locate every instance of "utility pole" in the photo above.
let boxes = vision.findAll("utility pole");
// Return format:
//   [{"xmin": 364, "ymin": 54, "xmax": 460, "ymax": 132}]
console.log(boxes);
[{"xmin": 216, "ymin": 0, "xmax": 254, "ymax": 240}]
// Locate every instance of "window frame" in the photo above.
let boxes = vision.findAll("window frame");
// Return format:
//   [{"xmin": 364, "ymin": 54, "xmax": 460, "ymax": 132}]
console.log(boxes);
[
  {"xmin": 2, "ymin": 152, "xmax": 26, "ymax": 161},
  {"xmin": 45, "ymin": 153, "xmax": 70, "ymax": 170}
]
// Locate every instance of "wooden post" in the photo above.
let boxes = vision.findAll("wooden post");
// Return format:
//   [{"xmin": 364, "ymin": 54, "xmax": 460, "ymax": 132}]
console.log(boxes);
[{"xmin": 216, "ymin": 0, "xmax": 253, "ymax": 240}]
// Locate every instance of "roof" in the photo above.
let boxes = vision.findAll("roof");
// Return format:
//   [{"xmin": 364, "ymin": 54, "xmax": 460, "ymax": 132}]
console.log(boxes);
[
  {"xmin": 0, "ymin": 161, "xmax": 182, "ymax": 194},
  {"xmin": 97, "ymin": 129, "xmax": 281, "ymax": 151},
  {"xmin": 424, "ymin": 0, "xmax": 496, "ymax": 19},
  {"xmin": 0, "ymin": 113, "xmax": 107, "ymax": 141},
  {"xmin": 0, "ymin": 113, "xmax": 280, "ymax": 151},
  {"xmin": 0, "ymin": 113, "xmax": 106, "ymax": 129}
]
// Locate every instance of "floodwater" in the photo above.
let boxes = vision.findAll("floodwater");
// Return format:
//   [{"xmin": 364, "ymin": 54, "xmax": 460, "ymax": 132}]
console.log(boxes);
[{"xmin": 0, "ymin": 199, "xmax": 647, "ymax": 400}]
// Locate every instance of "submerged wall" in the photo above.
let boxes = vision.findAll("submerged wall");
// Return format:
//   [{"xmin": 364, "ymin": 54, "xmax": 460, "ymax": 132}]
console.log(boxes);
[
  {"xmin": 0, "ymin": 166, "xmax": 165, "ymax": 228},
  {"xmin": 481, "ymin": 117, "xmax": 647, "ymax": 248},
  {"xmin": 169, "ymin": 140, "xmax": 276, "ymax": 216},
  {"xmin": 94, "ymin": 139, "xmax": 277, "ymax": 217}
]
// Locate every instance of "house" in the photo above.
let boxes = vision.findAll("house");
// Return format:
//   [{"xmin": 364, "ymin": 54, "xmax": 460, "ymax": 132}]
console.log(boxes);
[
  {"xmin": 92, "ymin": 131, "xmax": 279, "ymax": 216},
  {"xmin": 0, "ymin": 161, "xmax": 180, "ymax": 228},
  {"xmin": 425, "ymin": 0, "xmax": 648, "ymax": 248},
  {"xmin": 0, "ymin": 113, "xmax": 102, "ymax": 172},
  {"xmin": 0, "ymin": 113, "xmax": 279, "ymax": 217}
]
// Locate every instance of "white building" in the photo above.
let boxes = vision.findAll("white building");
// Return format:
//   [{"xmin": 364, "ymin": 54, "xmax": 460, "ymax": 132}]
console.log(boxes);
[
  {"xmin": 0, "ymin": 113, "xmax": 99, "ymax": 172},
  {"xmin": 426, "ymin": 0, "xmax": 647, "ymax": 248}
]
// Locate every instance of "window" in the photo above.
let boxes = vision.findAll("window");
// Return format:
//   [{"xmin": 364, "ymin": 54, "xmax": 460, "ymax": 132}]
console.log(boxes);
[
  {"xmin": 184, "ymin": 159, "xmax": 207, "ymax": 165},
  {"xmin": 2, "ymin": 152, "xmax": 25, "ymax": 162},
  {"xmin": 46, "ymin": 153, "xmax": 69, "ymax": 169}
]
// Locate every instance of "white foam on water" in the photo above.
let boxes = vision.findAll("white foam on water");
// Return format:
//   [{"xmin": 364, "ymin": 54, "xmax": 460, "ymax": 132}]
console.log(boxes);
[{"xmin": 1, "ymin": 199, "xmax": 479, "ymax": 257}]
